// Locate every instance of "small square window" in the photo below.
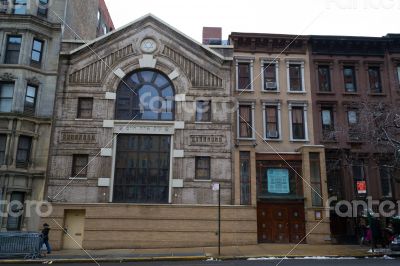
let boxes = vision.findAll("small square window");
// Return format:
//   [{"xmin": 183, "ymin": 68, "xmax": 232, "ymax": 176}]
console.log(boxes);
[
  {"xmin": 195, "ymin": 100, "xmax": 211, "ymax": 122},
  {"xmin": 77, "ymin": 98, "xmax": 93, "ymax": 119},
  {"xmin": 72, "ymin": 154, "xmax": 88, "ymax": 177},
  {"xmin": 195, "ymin": 156, "xmax": 210, "ymax": 180}
]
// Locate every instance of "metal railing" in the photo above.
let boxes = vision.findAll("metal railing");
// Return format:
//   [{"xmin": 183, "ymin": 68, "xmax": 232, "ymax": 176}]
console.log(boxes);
[{"xmin": 0, "ymin": 232, "xmax": 41, "ymax": 259}]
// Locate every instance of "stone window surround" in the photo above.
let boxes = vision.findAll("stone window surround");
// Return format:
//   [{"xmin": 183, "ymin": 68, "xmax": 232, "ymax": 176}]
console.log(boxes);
[
  {"xmin": 235, "ymin": 56, "xmax": 255, "ymax": 92},
  {"xmin": 363, "ymin": 61, "xmax": 385, "ymax": 94},
  {"xmin": 108, "ymin": 120, "xmax": 179, "ymax": 204},
  {"xmin": 313, "ymin": 60, "xmax": 334, "ymax": 92},
  {"xmin": 317, "ymin": 103, "xmax": 337, "ymax": 142},
  {"xmin": 261, "ymin": 100, "xmax": 282, "ymax": 141},
  {"xmin": 338, "ymin": 61, "xmax": 360, "ymax": 94},
  {"xmin": 1, "ymin": 32, "xmax": 48, "ymax": 67},
  {"xmin": 261, "ymin": 58, "xmax": 280, "ymax": 92},
  {"xmin": 237, "ymin": 101, "xmax": 256, "ymax": 140},
  {"xmin": 286, "ymin": 59, "xmax": 306, "ymax": 93},
  {"xmin": 288, "ymin": 101, "xmax": 309, "ymax": 142}
]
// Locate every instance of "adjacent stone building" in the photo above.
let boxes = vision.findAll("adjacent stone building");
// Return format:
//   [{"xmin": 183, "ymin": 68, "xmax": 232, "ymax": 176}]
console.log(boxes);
[
  {"xmin": 0, "ymin": 0, "xmax": 113, "ymax": 231},
  {"xmin": 43, "ymin": 14, "xmax": 257, "ymax": 250},
  {"xmin": 229, "ymin": 32, "xmax": 330, "ymax": 244}
]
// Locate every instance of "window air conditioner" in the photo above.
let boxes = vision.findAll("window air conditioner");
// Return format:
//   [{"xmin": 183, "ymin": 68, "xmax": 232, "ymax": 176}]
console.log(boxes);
[
  {"xmin": 267, "ymin": 130, "xmax": 279, "ymax": 138},
  {"xmin": 265, "ymin": 82, "xmax": 277, "ymax": 90}
]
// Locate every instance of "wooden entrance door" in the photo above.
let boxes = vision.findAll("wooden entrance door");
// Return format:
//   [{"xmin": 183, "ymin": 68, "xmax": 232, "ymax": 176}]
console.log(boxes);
[
  {"xmin": 63, "ymin": 210, "xmax": 85, "ymax": 250},
  {"xmin": 257, "ymin": 202, "xmax": 305, "ymax": 243}
]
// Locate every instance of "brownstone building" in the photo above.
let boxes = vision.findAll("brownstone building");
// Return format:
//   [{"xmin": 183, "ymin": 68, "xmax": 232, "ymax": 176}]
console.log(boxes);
[{"xmin": 309, "ymin": 35, "xmax": 400, "ymax": 243}]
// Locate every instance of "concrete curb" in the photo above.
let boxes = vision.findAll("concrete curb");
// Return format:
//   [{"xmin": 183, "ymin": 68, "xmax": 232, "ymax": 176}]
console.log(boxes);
[{"xmin": 0, "ymin": 253, "xmax": 398, "ymax": 264}]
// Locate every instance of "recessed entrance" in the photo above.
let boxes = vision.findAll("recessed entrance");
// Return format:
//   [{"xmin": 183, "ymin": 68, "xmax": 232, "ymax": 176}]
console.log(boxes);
[{"xmin": 113, "ymin": 134, "xmax": 171, "ymax": 203}]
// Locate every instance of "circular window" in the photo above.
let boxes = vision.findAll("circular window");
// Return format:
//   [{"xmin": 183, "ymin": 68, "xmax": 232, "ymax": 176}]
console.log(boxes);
[{"xmin": 115, "ymin": 69, "xmax": 175, "ymax": 121}]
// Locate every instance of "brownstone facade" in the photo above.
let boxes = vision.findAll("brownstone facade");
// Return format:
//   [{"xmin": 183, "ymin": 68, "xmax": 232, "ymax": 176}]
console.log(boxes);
[{"xmin": 309, "ymin": 35, "xmax": 400, "ymax": 243}]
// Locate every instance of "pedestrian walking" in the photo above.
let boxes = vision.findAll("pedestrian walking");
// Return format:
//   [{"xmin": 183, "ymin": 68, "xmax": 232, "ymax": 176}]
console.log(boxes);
[{"xmin": 41, "ymin": 223, "xmax": 51, "ymax": 254}]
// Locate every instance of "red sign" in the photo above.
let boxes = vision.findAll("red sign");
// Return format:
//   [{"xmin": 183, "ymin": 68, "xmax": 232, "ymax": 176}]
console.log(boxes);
[{"xmin": 357, "ymin": 181, "xmax": 367, "ymax": 194}]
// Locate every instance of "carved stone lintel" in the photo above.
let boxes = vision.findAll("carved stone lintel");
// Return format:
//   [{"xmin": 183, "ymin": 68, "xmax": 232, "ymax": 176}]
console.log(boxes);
[
  {"xmin": 0, "ymin": 72, "xmax": 17, "ymax": 81},
  {"xmin": 26, "ymin": 77, "xmax": 41, "ymax": 86}
]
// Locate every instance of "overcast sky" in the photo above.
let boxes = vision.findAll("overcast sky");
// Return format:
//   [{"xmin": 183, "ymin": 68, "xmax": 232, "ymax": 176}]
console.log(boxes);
[{"xmin": 104, "ymin": 0, "xmax": 400, "ymax": 41}]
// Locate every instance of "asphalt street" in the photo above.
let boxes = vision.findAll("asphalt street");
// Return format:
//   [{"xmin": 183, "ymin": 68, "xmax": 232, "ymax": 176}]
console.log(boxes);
[{"xmin": 1, "ymin": 258, "xmax": 400, "ymax": 266}]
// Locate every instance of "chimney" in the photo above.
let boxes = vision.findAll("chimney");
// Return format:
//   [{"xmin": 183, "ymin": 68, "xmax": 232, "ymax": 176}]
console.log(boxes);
[{"xmin": 202, "ymin": 27, "xmax": 222, "ymax": 45}]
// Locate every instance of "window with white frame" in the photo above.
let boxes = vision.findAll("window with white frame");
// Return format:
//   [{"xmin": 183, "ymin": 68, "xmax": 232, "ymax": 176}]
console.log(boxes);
[
  {"xmin": 289, "ymin": 103, "xmax": 308, "ymax": 141},
  {"xmin": 262, "ymin": 60, "xmax": 279, "ymax": 91},
  {"xmin": 238, "ymin": 103, "xmax": 254, "ymax": 139},
  {"xmin": 263, "ymin": 103, "xmax": 281, "ymax": 140},
  {"xmin": 236, "ymin": 59, "xmax": 253, "ymax": 91},
  {"xmin": 287, "ymin": 61, "xmax": 305, "ymax": 92}
]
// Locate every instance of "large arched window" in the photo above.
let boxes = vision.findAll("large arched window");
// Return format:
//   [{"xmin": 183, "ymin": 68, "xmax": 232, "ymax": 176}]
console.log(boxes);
[{"xmin": 115, "ymin": 69, "xmax": 175, "ymax": 120}]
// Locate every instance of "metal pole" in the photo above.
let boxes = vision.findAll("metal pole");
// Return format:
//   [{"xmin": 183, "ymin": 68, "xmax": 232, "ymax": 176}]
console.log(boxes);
[{"xmin": 218, "ymin": 187, "xmax": 221, "ymax": 256}]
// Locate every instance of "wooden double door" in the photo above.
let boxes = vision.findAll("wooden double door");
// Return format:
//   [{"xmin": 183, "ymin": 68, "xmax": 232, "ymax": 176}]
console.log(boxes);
[{"xmin": 257, "ymin": 201, "xmax": 306, "ymax": 243}]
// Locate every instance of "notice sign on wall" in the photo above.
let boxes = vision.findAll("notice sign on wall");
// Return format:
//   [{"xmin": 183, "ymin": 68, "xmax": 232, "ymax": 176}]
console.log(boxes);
[
  {"xmin": 267, "ymin": 169, "xmax": 290, "ymax": 194},
  {"xmin": 357, "ymin": 181, "xmax": 367, "ymax": 194}
]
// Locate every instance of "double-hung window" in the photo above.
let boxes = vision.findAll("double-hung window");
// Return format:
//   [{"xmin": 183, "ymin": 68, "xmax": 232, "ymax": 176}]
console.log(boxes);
[
  {"xmin": 264, "ymin": 104, "xmax": 280, "ymax": 140},
  {"xmin": 238, "ymin": 104, "xmax": 254, "ymax": 139},
  {"xmin": 37, "ymin": 0, "xmax": 49, "ymax": 17},
  {"xmin": 5, "ymin": 35, "xmax": 22, "ymax": 64},
  {"xmin": 368, "ymin": 66, "xmax": 382, "ymax": 93},
  {"xmin": 290, "ymin": 104, "xmax": 308, "ymax": 141},
  {"xmin": 0, "ymin": 134, "xmax": 6, "ymax": 165},
  {"xmin": 317, "ymin": 65, "xmax": 331, "ymax": 92},
  {"xmin": 16, "ymin": 135, "xmax": 32, "ymax": 168},
  {"xmin": 236, "ymin": 60, "xmax": 253, "ymax": 91},
  {"xmin": 13, "ymin": 0, "xmax": 26, "ymax": 14},
  {"xmin": 31, "ymin": 39, "xmax": 44, "ymax": 65},
  {"xmin": 0, "ymin": 83, "xmax": 14, "ymax": 113},
  {"xmin": 24, "ymin": 85, "xmax": 37, "ymax": 115},
  {"xmin": 195, "ymin": 156, "xmax": 211, "ymax": 180},
  {"xmin": 343, "ymin": 66, "xmax": 357, "ymax": 92},
  {"xmin": 262, "ymin": 61, "xmax": 278, "ymax": 91},
  {"xmin": 288, "ymin": 62, "xmax": 305, "ymax": 92},
  {"xmin": 321, "ymin": 107, "xmax": 335, "ymax": 140}
]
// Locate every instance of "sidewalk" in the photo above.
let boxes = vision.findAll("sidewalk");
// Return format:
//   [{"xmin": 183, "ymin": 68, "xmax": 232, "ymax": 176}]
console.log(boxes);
[{"xmin": 0, "ymin": 244, "xmax": 398, "ymax": 264}]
